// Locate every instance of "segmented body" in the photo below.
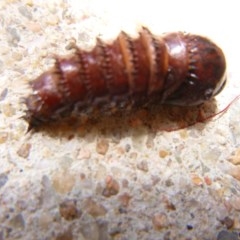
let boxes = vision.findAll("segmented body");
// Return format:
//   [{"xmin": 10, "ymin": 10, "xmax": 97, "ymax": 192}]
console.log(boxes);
[{"xmin": 25, "ymin": 27, "xmax": 226, "ymax": 127}]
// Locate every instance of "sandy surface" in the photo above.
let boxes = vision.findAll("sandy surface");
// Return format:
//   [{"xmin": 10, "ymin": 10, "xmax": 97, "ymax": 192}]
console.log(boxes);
[{"xmin": 1, "ymin": 0, "xmax": 240, "ymax": 239}]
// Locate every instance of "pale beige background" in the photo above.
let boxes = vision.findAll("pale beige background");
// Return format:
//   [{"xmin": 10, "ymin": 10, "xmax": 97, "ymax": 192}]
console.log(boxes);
[{"xmin": 0, "ymin": 0, "xmax": 240, "ymax": 239}]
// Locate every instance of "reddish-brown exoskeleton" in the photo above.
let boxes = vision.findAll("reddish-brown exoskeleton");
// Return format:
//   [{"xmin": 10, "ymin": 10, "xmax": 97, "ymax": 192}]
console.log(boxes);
[{"xmin": 25, "ymin": 27, "xmax": 226, "ymax": 128}]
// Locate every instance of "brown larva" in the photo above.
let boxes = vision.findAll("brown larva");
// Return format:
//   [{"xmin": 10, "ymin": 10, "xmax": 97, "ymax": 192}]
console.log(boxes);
[{"xmin": 25, "ymin": 27, "xmax": 226, "ymax": 128}]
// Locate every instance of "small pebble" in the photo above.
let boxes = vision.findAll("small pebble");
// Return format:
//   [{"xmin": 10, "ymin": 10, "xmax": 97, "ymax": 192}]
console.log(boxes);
[
  {"xmin": 179, "ymin": 129, "xmax": 188, "ymax": 139},
  {"xmin": 52, "ymin": 171, "xmax": 75, "ymax": 194},
  {"xmin": 219, "ymin": 216, "xmax": 234, "ymax": 229},
  {"xmin": 55, "ymin": 230, "xmax": 73, "ymax": 240},
  {"xmin": 18, "ymin": 5, "xmax": 33, "ymax": 20},
  {"xmin": 59, "ymin": 199, "xmax": 80, "ymax": 221},
  {"xmin": 82, "ymin": 198, "xmax": 107, "ymax": 217},
  {"xmin": 118, "ymin": 193, "xmax": 131, "ymax": 207},
  {"xmin": 23, "ymin": 0, "xmax": 33, "ymax": 6},
  {"xmin": 159, "ymin": 150, "xmax": 169, "ymax": 158},
  {"xmin": 146, "ymin": 133, "xmax": 155, "ymax": 148},
  {"xmin": 152, "ymin": 212, "xmax": 170, "ymax": 230},
  {"xmin": 102, "ymin": 176, "xmax": 120, "ymax": 197},
  {"xmin": 204, "ymin": 176, "xmax": 212, "ymax": 185},
  {"xmin": 96, "ymin": 139, "xmax": 109, "ymax": 155},
  {"xmin": 9, "ymin": 214, "xmax": 25, "ymax": 229},
  {"xmin": 26, "ymin": 22, "xmax": 42, "ymax": 33},
  {"xmin": 77, "ymin": 148, "xmax": 91, "ymax": 160},
  {"xmin": 65, "ymin": 38, "xmax": 77, "ymax": 50},
  {"xmin": 6, "ymin": 27, "xmax": 20, "ymax": 46},
  {"xmin": 116, "ymin": 146, "xmax": 125, "ymax": 155},
  {"xmin": 38, "ymin": 212, "xmax": 54, "ymax": 229},
  {"xmin": 137, "ymin": 160, "xmax": 149, "ymax": 172},
  {"xmin": 186, "ymin": 224, "xmax": 193, "ymax": 230},
  {"xmin": 229, "ymin": 196, "xmax": 240, "ymax": 211},
  {"xmin": 0, "ymin": 88, "xmax": 8, "ymax": 101},
  {"xmin": 165, "ymin": 179, "xmax": 174, "ymax": 187},
  {"xmin": 191, "ymin": 174, "xmax": 204, "ymax": 186},
  {"xmin": 230, "ymin": 148, "xmax": 240, "ymax": 165},
  {"xmin": 0, "ymin": 132, "xmax": 8, "ymax": 144},
  {"xmin": 125, "ymin": 144, "xmax": 131, "ymax": 152},
  {"xmin": 17, "ymin": 143, "xmax": 31, "ymax": 158},
  {"xmin": 162, "ymin": 196, "xmax": 176, "ymax": 211},
  {"xmin": 46, "ymin": 15, "xmax": 59, "ymax": 25},
  {"xmin": 118, "ymin": 206, "xmax": 127, "ymax": 214}
]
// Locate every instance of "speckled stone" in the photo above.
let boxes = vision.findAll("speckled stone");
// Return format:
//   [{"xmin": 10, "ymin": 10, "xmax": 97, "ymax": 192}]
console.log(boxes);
[
  {"xmin": 17, "ymin": 143, "xmax": 31, "ymax": 158},
  {"xmin": 0, "ymin": 0, "xmax": 240, "ymax": 240},
  {"xmin": 59, "ymin": 199, "xmax": 80, "ymax": 220},
  {"xmin": 102, "ymin": 176, "xmax": 120, "ymax": 197}
]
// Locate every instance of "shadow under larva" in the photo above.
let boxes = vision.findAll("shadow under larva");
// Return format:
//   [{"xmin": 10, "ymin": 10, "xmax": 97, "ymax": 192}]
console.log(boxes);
[{"xmin": 24, "ymin": 27, "xmax": 226, "ymax": 130}]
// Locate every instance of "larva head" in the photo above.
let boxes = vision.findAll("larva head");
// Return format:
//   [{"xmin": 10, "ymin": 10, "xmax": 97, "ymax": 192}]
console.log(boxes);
[{"xmin": 164, "ymin": 33, "xmax": 226, "ymax": 106}]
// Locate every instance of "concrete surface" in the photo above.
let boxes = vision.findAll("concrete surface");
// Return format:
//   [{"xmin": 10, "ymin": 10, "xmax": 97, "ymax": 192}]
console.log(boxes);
[{"xmin": 1, "ymin": 0, "xmax": 240, "ymax": 239}]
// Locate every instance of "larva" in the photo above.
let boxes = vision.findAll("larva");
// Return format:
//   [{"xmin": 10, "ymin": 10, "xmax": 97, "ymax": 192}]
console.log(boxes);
[{"xmin": 25, "ymin": 27, "xmax": 226, "ymax": 128}]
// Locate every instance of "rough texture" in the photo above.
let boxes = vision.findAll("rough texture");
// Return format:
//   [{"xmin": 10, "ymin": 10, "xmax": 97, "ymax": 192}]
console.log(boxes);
[{"xmin": 0, "ymin": 0, "xmax": 240, "ymax": 240}]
